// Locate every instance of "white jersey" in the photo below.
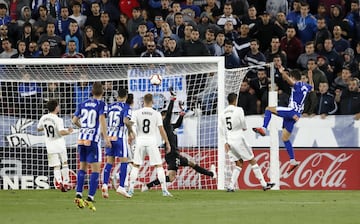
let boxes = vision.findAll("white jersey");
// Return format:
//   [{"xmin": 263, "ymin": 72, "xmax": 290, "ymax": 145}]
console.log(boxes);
[
  {"xmin": 37, "ymin": 113, "xmax": 67, "ymax": 154},
  {"xmin": 132, "ymin": 107, "xmax": 163, "ymax": 141},
  {"xmin": 219, "ymin": 105, "xmax": 247, "ymax": 141}
]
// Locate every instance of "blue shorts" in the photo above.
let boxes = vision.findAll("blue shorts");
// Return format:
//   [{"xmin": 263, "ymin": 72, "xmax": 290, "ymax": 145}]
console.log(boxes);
[
  {"xmin": 78, "ymin": 141, "xmax": 101, "ymax": 163},
  {"xmin": 105, "ymin": 138, "xmax": 128, "ymax": 158},
  {"xmin": 276, "ymin": 107, "xmax": 301, "ymax": 133}
]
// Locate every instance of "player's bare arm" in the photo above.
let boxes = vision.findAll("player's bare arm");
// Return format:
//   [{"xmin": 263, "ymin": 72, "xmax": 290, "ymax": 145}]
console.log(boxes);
[
  {"xmin": 37, "ymin": 127, "xmax": 44, "ymax": 132},
  {"xmin": 100, "ymin": 114, "xmax": 111, "ymax": 148},
  {"xmin": 279, "ymin": 66, "xmax": 295, "ymax": 86},
  {"xmin": 124, "ymin": 117, "xmax": 135, "ymax": 142},
  {"xmin": 72, "ymin": 116, "xmax": 81, "ymax": 128},
  {"xmin": 59, "ymin": 127, "xmax": 74, "ymax": 136}
]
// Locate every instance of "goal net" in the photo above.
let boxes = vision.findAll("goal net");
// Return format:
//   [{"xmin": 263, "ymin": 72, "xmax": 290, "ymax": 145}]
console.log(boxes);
[{"xmin": 0, "ymin": 58, "xmax": 274, "ymax": 191}]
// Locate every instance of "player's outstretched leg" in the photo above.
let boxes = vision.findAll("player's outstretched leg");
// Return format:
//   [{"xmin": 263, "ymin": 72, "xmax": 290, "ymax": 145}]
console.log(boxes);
[{"xmin": 74, "ymin": 194, "xmax": 85, "ymax": 209}]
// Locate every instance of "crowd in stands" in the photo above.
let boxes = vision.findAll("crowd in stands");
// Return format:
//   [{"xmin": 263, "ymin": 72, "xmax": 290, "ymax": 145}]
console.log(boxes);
[{"xmin": 0, "ymin": 0, "xmax": 359, "ymax": 119}]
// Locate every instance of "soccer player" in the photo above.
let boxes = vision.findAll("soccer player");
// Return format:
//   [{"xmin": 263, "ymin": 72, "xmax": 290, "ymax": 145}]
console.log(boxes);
[
  {"xmin": 142, "ymin": 90, "xmax": 216, "ymax": 192},
  {"xmin": 253, "ymin": 67, "xmax": 313, "ymax": 174},
  {"xmin": 102, "ymin": 88, "xmax": 134, "ymax": 199},
  {"xmin": 72, "ymin": 82, "xmax": 111, "ymax": 211},
  {"xmin": 127, "ymin": 93, "xmax": 172, "ymax": 197},
  {"xmin": 37, "ymin": 99, "xmax": 73, "ymax": 192},
  {"xmin": 219, "ymin": 93, "xmax": 275, "ymax": 192}
]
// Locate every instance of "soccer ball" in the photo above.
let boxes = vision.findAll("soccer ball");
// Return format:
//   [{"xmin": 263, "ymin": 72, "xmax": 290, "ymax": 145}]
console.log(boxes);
[{"xmin": 150, "ymin": 74, "xmax": 162, "ymax": 85}]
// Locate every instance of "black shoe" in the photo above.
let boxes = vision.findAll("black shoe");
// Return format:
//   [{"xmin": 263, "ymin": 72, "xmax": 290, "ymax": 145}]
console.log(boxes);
[{"xmin": 263, "ymin": 182, "xmax": 275, "ymax": 191}]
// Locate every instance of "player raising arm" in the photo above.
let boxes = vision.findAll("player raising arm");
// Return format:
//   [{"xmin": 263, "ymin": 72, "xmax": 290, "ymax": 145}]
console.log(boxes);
[
  {"xmin": 102, "ymin": 88, "xmax": 134, "ymax": 199},
  {"xmin": 142, "ymin": 90, "xmax": 216, "ymax": 192},
  {"xmin": 72, "ymin": 82, "xmax": 111, "ymax": 211},
  {"xmin": 219, "ymin": 93, "xmax": 275, "ymax": 191},
  {"xmin": 127, "ymin": 93, "xmax": 172, "ymax": 197},
  {"xmin": 37, "ymin": 99, "xmax": 73, "ymax": 192},
  {"xmin": 253, "ymin": 67, "xmax": 313, "ymax": 174}
]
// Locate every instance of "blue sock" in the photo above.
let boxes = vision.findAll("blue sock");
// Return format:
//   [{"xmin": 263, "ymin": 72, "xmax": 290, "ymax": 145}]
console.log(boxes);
[
  {"xmin": 263, "ymin": 110, "xmax": 272, "ymax": 129},
  {"xmin": 284, "ymin": 140, "xmax": 294, "ymax": 160},
  {"xmin": 88, "ymin": 172, "xmax": 99, "ymax": 197},
  {"xmin": 119, "ymin": 162, "xmax": 128, "ymax": 188},
  {"xmin": 103, "ymin": 163, "xmax": 113, "ymax": 185},
  {"xmin": 76, "ymin": 170, "xmax": 86, "ymax": 194}
]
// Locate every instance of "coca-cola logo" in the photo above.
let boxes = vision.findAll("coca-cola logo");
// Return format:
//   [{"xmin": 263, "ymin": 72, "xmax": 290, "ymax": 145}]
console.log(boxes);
[{"xmin": 242, "ymin": 152, "xmax": 352, "ymax": 189}]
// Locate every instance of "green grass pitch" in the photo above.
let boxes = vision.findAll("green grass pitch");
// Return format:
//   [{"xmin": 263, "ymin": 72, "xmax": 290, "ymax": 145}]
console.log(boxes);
[{"xmin": 0, "ymin": 189, "xmax": 359, "ymax": 224}]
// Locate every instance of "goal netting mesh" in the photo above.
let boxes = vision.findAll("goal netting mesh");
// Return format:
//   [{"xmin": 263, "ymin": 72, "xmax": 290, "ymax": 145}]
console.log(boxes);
[{"xmin": 0, "ymin": 58, "xmax": 270, "ymax": 191}]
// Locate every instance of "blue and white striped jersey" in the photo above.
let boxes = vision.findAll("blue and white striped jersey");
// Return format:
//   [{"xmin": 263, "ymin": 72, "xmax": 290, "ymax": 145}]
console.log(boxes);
[
  {"xmin": 289, "ymin": 82, "xmax": 312, "ymax": 113},
  {"xmin": 107, "ymin": 102, "xmax": 131, "ymax": 139},
  {"xmin": 74, "ymin": 98, "xmax": 106, "ymax": 142}
]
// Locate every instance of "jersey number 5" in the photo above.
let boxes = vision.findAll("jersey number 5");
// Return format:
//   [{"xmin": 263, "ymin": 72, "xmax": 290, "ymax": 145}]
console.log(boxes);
[{"xmin": 226, "ymin": 117, "xmax": 232, "ymax": 130}]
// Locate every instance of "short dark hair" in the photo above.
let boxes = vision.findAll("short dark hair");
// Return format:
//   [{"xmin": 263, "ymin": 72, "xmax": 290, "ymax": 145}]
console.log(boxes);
[
  {"xmin": 92, "ymin": 82, "xmax": 103, "ymax": 96},
  {"xmin": 227, "ymin": 92, "xmax": 237, "ymax": 104},
  {"xmin": 47, "ymin": 99, "xmax": 58, "ymax": 112},
  {"xmin": 290, "ymin": 69, "xmax": 302, "ymax": 81},
  {"xmin": 126, "ymin": 93, "xmax": 134, "ymax": 105},
  {"xmin": 118, "ymin": 88, "xmax": 127, "ymax": 98}
]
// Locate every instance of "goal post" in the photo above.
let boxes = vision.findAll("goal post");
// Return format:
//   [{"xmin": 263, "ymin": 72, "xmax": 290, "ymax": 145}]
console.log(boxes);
[{"xmin": 0, "ymin": 58, "xmax": 278, "ymax": 191}]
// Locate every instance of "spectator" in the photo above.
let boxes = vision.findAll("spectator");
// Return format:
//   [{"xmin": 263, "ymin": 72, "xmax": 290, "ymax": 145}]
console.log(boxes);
[
  {"xmin": 328, "ymin": 4, "xmax": 351, "ymax": 39},
  {"xmin": 112, "ymin": 32, "xmax": 135, "ymax": 57},
  {"xmin": 242, "ymin": 38, "xmax": 266, "ymax": 80},
  {"xmin": 332, "ymin": 25, "xmax": 350, "ymax": 55},
  {"xmin": 216, "ymin": 3, "xmax": 239, "ymax": 29},
  {"xmin": 223, "ymin": 20, "xmax": 237, "ymax": 42},
  {"xmin": 84, "ymin": 2, "xmax": 102, "ymax": 37},
  {"xmin": 0, "ymin": 3, "xmax": 11, "ymax": 26},
  {"xmin": 286, "ymin": 0, "xmax": 301, "ymax": 25},
  {"xmin": 213, "ymin": 30, "xmax": 225, "ymax": 56},
  {"xmin": 17, "ymin": 5, "xmax": 35, "ymax": 27},
  {"xmin": 273, "ymin": 11, "xmax": 289, "ymax": 38},
  {"xmin": 164, "ymin": 37, "xmax": 182, "ymax": 56},
  {"xmin": 342, "ymin": 48, "xmax": 358, "ymax": 74},
  {"xmin": 265, "ymin": 0, "xmax": 288, "ymax": 18},
  {"xmin": 233, "ymin": 23, "xmax": 251, "ymax": 59},
  {"xmin": 27, "ymin": 40, "xmax": 40, "ymax": 57},
  {"xmin": 157, "ymin": 21, "xmax": 179, "ymax": 47},
  {"xmin": 99, "ymin": 0, "xmax": 120, "ymax": 26},
  {"xmin": 99, "ymin": 48, "xmax": 111, "ymax": 57},
  {"xmin": 264, "ymin": 36, "xmax": 287, "ymax": 65},
  {"xmin": 297, "ymin": 41, "xmax": 318, "ymax": 70},
  {"xmin": 335, "ymin": 77, "xmax": 360, "ymax": 116},
  {"xmin": 240, "ymin": 4, "xmax": 260, "ymax": 36},
  {"xmin": 64, "ymin": 20, "xmax": 83, "ymax": 53},
  {"xmin": 73, "ymin": 73, "xmax": 91, "ymax": 108},
  {"xmin": 69, "ymin": 3, "xmax": 87, "ymax": 30},
  {"xmin": 55, "ymin": 6, "xmax": 72, "ymax": 40},
  {"xmin": 222, "ymin": 40, "xmax": 240, "ymax": 69},
  {"xmin": 330, "ymin": 66, "xmax": 352, "ymax": 93},
  {"xmin": 182, "ymin": 29, "xmax": 210, "ymax": 56},
  {"xmin": 33, "ymin": 5, "xmax": 57, "ymax": 38},
  {"xmin": 197, "ymin": 12, "xmax": 221, "ymax": 41},
  {"xmin": 280, "ymin": 25, "xmax": 303, "ymax": 69},
  {"xmin": 118, "ymin": 0, "xmax": 140, "ymax": 19},
  {"xmin": 249, "ymin": 68, "xmax": 269, "ymax": 105},
  {"xmin": 11, "ymin": 40, "xmax": 29, "ymax": 58},
  {"xmin": 321, "ymin": 38, "xmax": 343, "ymax": 76},
  {"xmin": 38, "ymin": 40, "xmax": 56, "ymax": 57},
  {"xmin": 171, "ymin": 12, "xmax": 185, "ymax": 39},
  {"xmin": 295, "ymin": 2, "xmax": 317, "ymax": 45},
  {"xmin": 317, "ymin": 55, "xmax": 336, "ymax": 85},
  {"xmin": 0, "ymin": 38, "xmax": 17, "ymax": 58},
  {"xmin": 304, "ymin": 58, "xmax": 328, "ymax": 92},
  {"xmin": 165, "ymin": 2, "xmax": 195, "ymax": 28},
  {"xmin": 149, "ymin": 14, "xmax": 164, "ymax": 43},
  {"xmin": 0, "ymin": 24, "xmax": 16, "ymax": 50},
  {"xmin": 180, "ymin": 0, "xmax": 201, "ymax": 22},
  {"xmin": 62, "ymin": 39, "xmax": 84, "ymax": 58},
  {"xmin": 314, "ymin": 17, "xmax": 332, "ymax": 53},
  {"xmin": 42, "ymin": 82, "xmax": 68, "ymax": 114},
  {"xmin": 140, "ymin": 40, "xmax": 164, "ymax": 57},
  {"xmin": 130, "ymin": 22, "xmax": 148, "ymax": 52},
  {"xmin": 103, "ymin": 81, "xmax": 118, "ymax": 104},
  {"xmin": 18, "ymin": 22, "xmax": 37, "ymax": 50},
  {"xmin": 315, "ymin": 81, "xmax": 337, "ymax": 118},
  {"xmin": 200, "ymin": 0, "xmax": 222, "ymax": 24},
  {"xmin": 6, "ymin": 0, "xmax": 30, "ymax": 23},
  {"xmin": 203, "ymin": 28, "xmax": 216, "ymax": 56},
  {"xmin": 83, "ymin": 25, "xmax": 101, "ymax": 58},
  {"xmin": 237, "ymin": 79, "xmax": 257, "ymax": 115},
  {"xmin": 127, "ymin": 7, "xmax": 145, "ymax": 40},
  {"xmin": 255, "ymin": 11, "xmax": 283, "ymax": 52},
  {"xmin": 98, "ymin": 11, "xmax": 116, "ymax": 50},
  {"xmin": 38, "ymin": 21, "xmax": 65, "ymax": 57},
  {"xmin": 273, "ymin": 54, "xmax": 291, "ymax": 95}
]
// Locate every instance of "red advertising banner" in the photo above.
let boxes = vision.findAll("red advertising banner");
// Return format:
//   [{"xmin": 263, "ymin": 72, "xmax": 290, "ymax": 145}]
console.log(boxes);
[{"xmin": 238, "ymin": 148, "xmax": 360, "ymax": 190}]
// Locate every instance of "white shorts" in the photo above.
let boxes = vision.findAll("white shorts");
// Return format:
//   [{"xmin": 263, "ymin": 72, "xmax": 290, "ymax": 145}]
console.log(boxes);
[
  {"xmin": 227, "ymin": 137, "xmax": 254, "ymax": 162},
  {"xmin": 133, "ymin": 138, "xmax": 162, "ymax": 166},
  {"xmin": 48, "ymin": 151, "xmax": 68, "ymax": 167}
]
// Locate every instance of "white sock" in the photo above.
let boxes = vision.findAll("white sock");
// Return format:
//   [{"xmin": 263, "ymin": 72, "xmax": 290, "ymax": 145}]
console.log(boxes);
[
  {"xmin": 156, "ymin": 167, "xmax": 167, "ymax": 191},
  {"xmin": 128, "ymin": 166, "xmax": 139, "ymax": 192},
  {"xmin": 251, "ymin": 164, "xmax": 267, "ymax": 187},
  {"xmin": 54, "ymin": 168, "xmax": 62, "ymax": 184},
  {"xmin": 61, "ymin": 165, "xmax": 70, "ymax": 184},
  {"xmin": 229, "ymin": 166, "xmax": 241, "ymax": 190}
]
